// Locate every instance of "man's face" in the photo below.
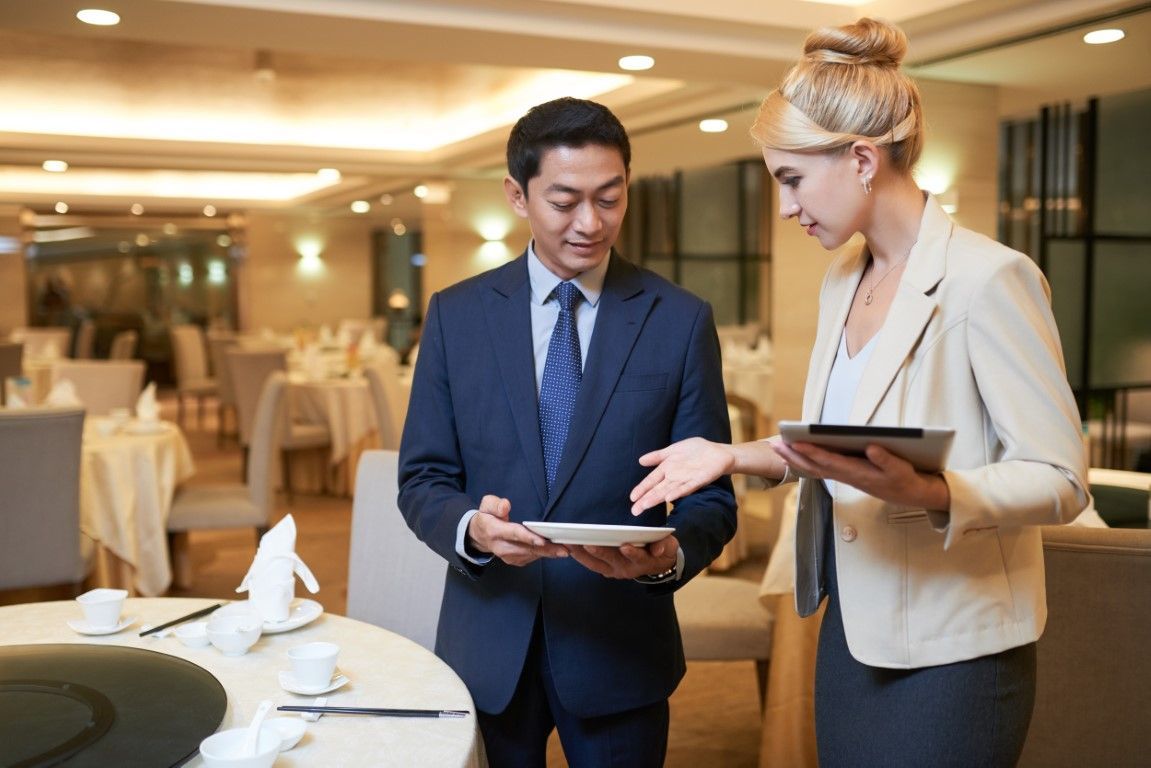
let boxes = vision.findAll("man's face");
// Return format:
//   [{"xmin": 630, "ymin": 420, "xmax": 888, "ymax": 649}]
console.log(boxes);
[{"xmin": 505, "ymin": 144, "xmax": 628, "ymax": 280}]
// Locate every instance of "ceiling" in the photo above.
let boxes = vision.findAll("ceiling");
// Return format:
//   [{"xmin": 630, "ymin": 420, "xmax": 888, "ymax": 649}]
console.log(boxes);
[{"xmin": 0, "ymin": 0, "xmax": 1148, "ymax": 219}]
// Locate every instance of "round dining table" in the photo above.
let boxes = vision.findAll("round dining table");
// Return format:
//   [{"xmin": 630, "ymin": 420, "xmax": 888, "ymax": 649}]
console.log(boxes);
[{"xmin": 0, "ymin": 598, "xmax": 482, "ymax": 767}]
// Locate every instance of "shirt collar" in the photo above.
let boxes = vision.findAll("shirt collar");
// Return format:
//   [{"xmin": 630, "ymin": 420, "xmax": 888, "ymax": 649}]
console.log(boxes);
[{"xmin": 527, "ymin": 241, "xmax": 607, "ymax": 308}]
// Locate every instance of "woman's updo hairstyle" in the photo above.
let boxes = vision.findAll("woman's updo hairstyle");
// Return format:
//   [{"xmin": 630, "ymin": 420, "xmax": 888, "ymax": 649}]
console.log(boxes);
[{"xmin": 751, "ymin": 18, "xmax": 924, "ymax": 173}]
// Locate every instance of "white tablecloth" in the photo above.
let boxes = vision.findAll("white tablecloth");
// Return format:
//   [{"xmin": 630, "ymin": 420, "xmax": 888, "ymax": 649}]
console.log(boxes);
[
  {"xmin": 0, "ymin": 598, "xmax": 482, "ymax": 768},
  {"xmin": 81, "ymin": 419, "xmax": 196, "ymax": 596},
  {"xmin": 289, "ymin": 376, "xmax": 377, "ymax": 466}
]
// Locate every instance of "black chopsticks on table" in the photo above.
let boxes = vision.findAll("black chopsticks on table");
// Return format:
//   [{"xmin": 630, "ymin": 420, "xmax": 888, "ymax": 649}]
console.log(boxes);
[
  {"xmin": 139, "ymin": 602, "xmax": 223, "ymax": 637},
  {"xmin": 277, "ymin": 705, "xmax": 469, "ymax": 719}
]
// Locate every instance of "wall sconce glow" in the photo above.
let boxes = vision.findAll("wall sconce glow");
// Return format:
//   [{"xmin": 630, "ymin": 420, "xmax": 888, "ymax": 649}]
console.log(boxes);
[
  {"xmin": 1083, "ymin": 28, "xmax": 1124, "ymax": 44},
  {"xmin": 937, "ymin": 188, "xmax": 960, "ymax": 214},
  {"xmin": 316, "ymin": 168, "xmax": 341, "ymax": 182},
  {"xmin": 203, "ymin": 204, "xmax": 217, "ymax": 217},
  {"xmin": 130, "ymin": 203, "xmax": 144, "ymax": 215},
  {"xmin": 296, "ymin": 236, "xmax": 325, "ymax": 276},
  {"xmin": 479, "ymin": 241, "xmax": 512, "ymax": 264},
  {"xmin": 413, "ymin": 184, "xmax": 429, "ymax": 199},
  {"xmin": 216, "ymin": 234, "xmax": 232, "ymax": 247},
  {"xmin": 177, "ymin": 263, "xmax": 194, "ymax": 286},
  {"xmin": 42, "ymin": 160, "xmax": 69, "ymax": 173},
  {"xmin": 206, "ymin": 260, "xmax": 227, "ymax": 285},
  {"xmin": 916, "ymin": 169, "xmax": 952, "ymax": 197},
  {"xmin": 618, "ymin": 55, "xmax": 655, "ymax": 71},
  {"xmin": 477, "ymin": 217, "xmax": 512, "ymax": 243},
  {"xmin": 699, "ymin": 119, "xmax": 728, "ymax": 133},
  {"xmin": 350, "ymin": 200, "xmax": 370, "ymax": 213},
  {"xmin": 54, "ymin": 202, "xmax": 69, "ymax": 214},
  {"xmin": 393, "ymin": 222, "xmax": 407, "ymax": 236},
  {"xmin": 162, "ymin": 223, "xmax": 178, "ymax": 235},
  {"xmin": 76, "ymin": 9, "xmax": 120, "ymax": 26}
]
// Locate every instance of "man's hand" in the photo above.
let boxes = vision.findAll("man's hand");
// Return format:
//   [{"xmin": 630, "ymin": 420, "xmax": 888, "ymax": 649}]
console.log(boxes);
[
  {"xmin": 467, "ymin": 494, "xmax": 570, "ymax": 566},
  {"xmin": 568, "ymin": 534, "xmax": 680, "ymax": 580}
]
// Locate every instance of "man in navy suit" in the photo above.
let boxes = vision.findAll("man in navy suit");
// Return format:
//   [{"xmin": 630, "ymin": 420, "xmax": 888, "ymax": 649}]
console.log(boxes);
[{"xmin": 398, "ymin": 97, "xmax": 736, "ymax": 767}]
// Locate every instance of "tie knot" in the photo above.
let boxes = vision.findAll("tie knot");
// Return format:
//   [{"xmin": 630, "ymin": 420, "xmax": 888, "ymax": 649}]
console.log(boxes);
[{"xmin": 552, "ymin": 282, "xmax": 581, "ymax": 313}]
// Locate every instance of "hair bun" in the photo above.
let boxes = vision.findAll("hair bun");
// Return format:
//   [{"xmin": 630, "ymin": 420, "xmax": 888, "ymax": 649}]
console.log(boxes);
[{"xmin": 803, "ymin": 17, "xmax": 907, "ymax": 68}]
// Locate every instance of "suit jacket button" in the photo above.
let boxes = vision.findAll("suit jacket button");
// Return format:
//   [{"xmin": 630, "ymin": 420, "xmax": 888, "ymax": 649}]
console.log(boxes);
[{"xmin": 840, "ymin": 525, "xmax": 858, "ymax": 542}]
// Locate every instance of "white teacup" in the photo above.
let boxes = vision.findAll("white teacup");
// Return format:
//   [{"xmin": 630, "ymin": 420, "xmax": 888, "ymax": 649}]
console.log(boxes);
[
  {"xmin": 76, "ymin": 588, "xmax": 128, "ymax": 629},
  {"xmin": 287, "ymin": 641, "xmax": 339, "ymax": 689},
  {"xmin": 249, "ymin": 576, "xmax": 295, "ymax": 624}
]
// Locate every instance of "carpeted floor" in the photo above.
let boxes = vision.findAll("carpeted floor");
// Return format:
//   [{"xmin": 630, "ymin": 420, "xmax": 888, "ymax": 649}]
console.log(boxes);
[{"xmin": 164, "ymin": 392, "xmax": 773, "ymax": 767}]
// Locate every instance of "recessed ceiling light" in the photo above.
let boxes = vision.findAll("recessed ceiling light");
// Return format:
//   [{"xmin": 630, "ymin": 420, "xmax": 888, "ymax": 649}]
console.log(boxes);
[
  {"xmin": 699, "ymin": 119, "xmax": 729, "ymax": 133},
  {"xmin": 76, "ymin": 9, "xmax": 121, "ymax": 26},
  {"xmin": 1083, "ymin": 28, "xmax": 1125, "ymax": 45},
  {"xmin": 618, "ymin": 55, "xmax": 655, "ymax": 72},
  {"xmin": 350, "ymin": 200, "xmax": 370, "ymax": 213},
  {"xmin": 130, "ymin": 203, "xmax": 144, "ymax": 215},
  {"xmin": 413, "ymin": 184, "xmax": 429, "ymax": 199},
  {"xmin": 379, "ymin": 194, "xmax": 393, "ymax": 205},
  {"xmin": 203, "ymin": 204, "xmax": 217, "ymax": 217},
  {"xmin": 42, "ymin": 160, "xmax": 69, "ymax": 172},
  {"xmin": 54, "ymin": 202, "xmax": 69, "ymax": 214},
  {"xmin": 316, "ymin": 168, "xmax": 341, "ymax": 182}
]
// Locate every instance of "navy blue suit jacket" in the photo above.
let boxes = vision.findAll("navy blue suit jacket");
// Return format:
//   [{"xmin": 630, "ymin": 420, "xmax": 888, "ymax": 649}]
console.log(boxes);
[{"xmin": 398, "ymin": 252, "xmax": 736, "ymax": 718}]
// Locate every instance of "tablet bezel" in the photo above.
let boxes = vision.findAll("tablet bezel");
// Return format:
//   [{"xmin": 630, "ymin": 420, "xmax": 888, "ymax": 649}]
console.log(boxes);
[{"xmin": 776, "ymin": 421, "xmax": 956, "ymax": 472}]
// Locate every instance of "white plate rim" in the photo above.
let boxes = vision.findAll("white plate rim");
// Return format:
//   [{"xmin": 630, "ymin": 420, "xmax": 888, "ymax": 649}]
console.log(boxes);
[
  {"xmin": 66, "ymin": 615, "xmax": 137, "ymax": 635},
  {"xmin": 261, "ymin": 598, "xmax": 323, "ymax": 633},
  {"xmin": 278, "ymin": 670, "xmax": 349, "ymax": 695},
  {"xmin": 523, "ymin": 521, "xmax": 675, "ymax": 546}
]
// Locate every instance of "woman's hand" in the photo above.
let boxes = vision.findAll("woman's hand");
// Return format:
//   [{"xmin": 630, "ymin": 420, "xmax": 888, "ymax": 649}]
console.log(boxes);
[
  {"xmin": 773, "ymin": 441, "xmax": 950, "ymax": 510},
  {"xmin": 629, "ymin": 437, "xmax": 735, "ymax": 515}
]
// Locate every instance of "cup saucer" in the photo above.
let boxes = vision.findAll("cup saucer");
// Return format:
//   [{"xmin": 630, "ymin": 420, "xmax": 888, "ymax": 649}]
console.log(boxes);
[
  {"xmin": 278, "ymin": 669, "xmax": 349, "ymax": 696},
  {"xmin": 67, "ymin": 615, "xmax": 137, "ymax": 635}
]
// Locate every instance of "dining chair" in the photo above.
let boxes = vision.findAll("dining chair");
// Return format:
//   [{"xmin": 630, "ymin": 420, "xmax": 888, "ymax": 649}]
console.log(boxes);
[
  {"xmin": 108, "ymin": 329, "xmax": 138, "ymax": 360},
  {"xmin": 0, "ymin": 341, "xmax": 22, "ymax": 406},
  {"xmin": 11, "ymin": 326, "xmax": 73, "ymax": 359},
  {"xmin": 166, "ymin": 372, "xmax": 286, "ymax": 589},
  {"xmin": 362, "ymin": 361, "xmax": 408, "ymax": 450},
  {"xmin": 169, "ymin": 324, "xmax": 217, "ymax": 427},
  {"xmin": 675, "ymin": 573, "xmax": 774, "ymax": 709},
  {"xmin": 1087, "ymin": 467, "xmax": 1150, "ymax": 528},
  {"xmin": 346, "ymin": 450, "xmax": 447, "ymax": 653},
  {"xmin": 0, "ymin": 407, "xmax": 87, "ymax": 600},
  {"xmin": 228, "ymin": 348, "xmax": 330, "ymax": 502},
  {"xmin": 208, "ymin": 334, "xmax": 239, "ymax": 447},
  {"xmin": 51, "ymin": 360, "xmax": 146, "ymax": 416},
  {"xmin": 73, "ymin": 318, "xmax": 96, "ymax": 359},
  {"xmin": 1018, "ymin": 525, "xmax": 1151, "ymax": 767}
]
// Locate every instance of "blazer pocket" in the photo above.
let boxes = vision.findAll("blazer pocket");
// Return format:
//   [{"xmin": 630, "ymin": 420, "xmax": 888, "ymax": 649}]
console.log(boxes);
[
  {"xmin": 887, "ymin": 509, "xmax": 929, "ymax": 525},
  {"xmin": 615, "ymin": 373, "xmax": 668, "ymax": 392}
]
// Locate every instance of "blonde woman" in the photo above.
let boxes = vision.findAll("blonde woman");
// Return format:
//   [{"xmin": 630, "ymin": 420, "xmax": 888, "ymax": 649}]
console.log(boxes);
[{"xmin": 630, "ymin": 17, "xmax": 1088, "ymax": 767}]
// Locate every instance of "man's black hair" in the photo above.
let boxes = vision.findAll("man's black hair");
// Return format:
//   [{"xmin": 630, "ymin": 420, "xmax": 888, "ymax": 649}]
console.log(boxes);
[{"xmin": 506, "ymin": 97, "xmax": 630, "ymax": 195}]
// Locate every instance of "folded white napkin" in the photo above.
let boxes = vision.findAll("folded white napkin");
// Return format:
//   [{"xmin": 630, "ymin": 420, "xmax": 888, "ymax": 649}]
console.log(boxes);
[
  {"xmin": 45, "ymin": 378, "xmax": 81, "ymax": 407},
  {"xmin": 237, "ymin": 513, "xmax": 320, "ymax": 595},
  {"xmin": 136, "ymin": 381, "xmax": 159, "ymax": 422}
]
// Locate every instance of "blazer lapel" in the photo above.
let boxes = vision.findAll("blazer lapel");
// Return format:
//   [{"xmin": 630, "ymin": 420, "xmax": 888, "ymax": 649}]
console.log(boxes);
[
  {"xmin": 545, "ymin": 255, "xmax": 655, "ymax": 513},
  {"xmin": 850, "ymin": 196, "xmax": 951, "ymax": 424},
  {"xmin": 482, "ymin": 254, "xmax": 549, "ymax": 507}
]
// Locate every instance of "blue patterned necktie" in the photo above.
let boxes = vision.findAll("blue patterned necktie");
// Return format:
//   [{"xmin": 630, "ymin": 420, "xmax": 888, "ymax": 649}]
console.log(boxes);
[{"xmin": 539, "ymin": 281, "xmax": 583, "ymax": 495}]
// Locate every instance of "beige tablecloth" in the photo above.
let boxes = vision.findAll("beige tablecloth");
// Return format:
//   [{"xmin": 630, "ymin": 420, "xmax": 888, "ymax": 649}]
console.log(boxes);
[
  {"xmin": 0, "ymin": 598, "xmax": 482, "ymax": 768},
  {"xmin": 81, "ymin": 419, "xmax": 196, "ymax": 596}
]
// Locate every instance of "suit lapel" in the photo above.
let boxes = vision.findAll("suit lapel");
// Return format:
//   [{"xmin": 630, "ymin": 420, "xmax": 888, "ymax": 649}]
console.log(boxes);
[
  {"xmin": 545, "ymin": 255, "xmax": 655, "ymax": 513},
  {"xmin": 849, "ymin": 196, "xmax": 951, "ymax": 423},
  {"xmin": 482, "ymin": 255, "xmax": 549, "ymax": 507}
]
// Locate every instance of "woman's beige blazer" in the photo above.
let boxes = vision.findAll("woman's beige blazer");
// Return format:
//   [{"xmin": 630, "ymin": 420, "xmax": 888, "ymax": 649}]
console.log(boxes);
[{"xmin": 790, "ymin": 195, "xmax": 1089, "ymax": 669}]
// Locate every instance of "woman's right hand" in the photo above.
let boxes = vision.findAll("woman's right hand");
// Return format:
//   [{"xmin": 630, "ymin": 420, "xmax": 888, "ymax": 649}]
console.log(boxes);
[{"xmin": 629, "ymin": 437, "xmax": 735, "ymax": 515}]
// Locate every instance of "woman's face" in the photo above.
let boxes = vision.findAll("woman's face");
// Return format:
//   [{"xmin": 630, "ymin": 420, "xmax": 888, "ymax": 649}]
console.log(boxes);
[{"xmin": 763, "ymin": 147, "xmax": 866, "ymax": 251}]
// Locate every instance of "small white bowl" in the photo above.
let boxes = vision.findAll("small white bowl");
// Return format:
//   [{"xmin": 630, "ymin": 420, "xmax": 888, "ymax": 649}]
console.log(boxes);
[
  {"xmin": 206, "ymin": 615, "xmax": 262, "ymax": 657},
  {"xmin": 199, "ymin": 726, "xmax": 281, "ymax": 768},
  {"xmin": 265, "ymin": 717, "xmax": 306, "ymax": 751},
  {"xmin": 174, "ymin": 621, "xmax": 210, "ymax": 648}
]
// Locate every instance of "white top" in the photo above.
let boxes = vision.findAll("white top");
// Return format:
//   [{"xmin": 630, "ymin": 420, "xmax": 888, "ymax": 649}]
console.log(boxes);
[{"xmin": 819, "ymin": 330, "xmax": 878, "ymax": 496}]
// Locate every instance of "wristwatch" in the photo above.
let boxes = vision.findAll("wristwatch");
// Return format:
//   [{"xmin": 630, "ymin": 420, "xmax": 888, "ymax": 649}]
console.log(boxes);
[{"xmin": 635, "ymin": 564, "xmax": 678, "ymax": 584}]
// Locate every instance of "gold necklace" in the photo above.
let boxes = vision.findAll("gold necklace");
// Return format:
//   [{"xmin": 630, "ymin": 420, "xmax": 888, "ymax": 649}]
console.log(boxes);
[{"xmin": 863, "ymin": 249, "xmax": 913, "ymax": 306}]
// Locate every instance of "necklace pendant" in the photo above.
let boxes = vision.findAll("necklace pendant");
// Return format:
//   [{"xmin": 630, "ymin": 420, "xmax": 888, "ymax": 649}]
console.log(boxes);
[{"xmin": 864, "ymin": 289, "xmax": 874, "ymax": 306}]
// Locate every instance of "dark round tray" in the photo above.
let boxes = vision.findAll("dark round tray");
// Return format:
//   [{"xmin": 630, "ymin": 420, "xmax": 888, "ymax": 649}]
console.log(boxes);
[{"xmin": 0, "ymin": 643, "xmax": 226, "ymax": 767}]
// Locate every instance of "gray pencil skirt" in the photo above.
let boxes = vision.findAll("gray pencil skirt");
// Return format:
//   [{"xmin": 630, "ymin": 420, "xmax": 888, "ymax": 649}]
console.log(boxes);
[{"xmin": 814, "ymin": 503, "xmax": 1037, "ymax": 768}]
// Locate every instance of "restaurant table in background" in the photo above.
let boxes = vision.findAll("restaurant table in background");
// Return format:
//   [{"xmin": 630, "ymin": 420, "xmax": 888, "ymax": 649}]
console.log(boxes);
[
  {"xmin": 0, "ymin": 598, "xmax": 483, "ymax": 767},
  {"xmin": 81, "ymin": 419, "xmax": 195, "ymax": 596}
]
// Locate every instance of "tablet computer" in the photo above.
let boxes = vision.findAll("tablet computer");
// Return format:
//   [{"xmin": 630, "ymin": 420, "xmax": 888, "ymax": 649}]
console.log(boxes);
[{"xmin": 777, "ymin": 421, "xmax": 955, "ymax": 472}]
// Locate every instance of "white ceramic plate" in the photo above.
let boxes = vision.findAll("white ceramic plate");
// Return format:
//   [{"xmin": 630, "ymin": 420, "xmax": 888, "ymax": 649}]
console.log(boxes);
[
  {"xmin": 278, "ymin": 670, "xmax": 349, "ymax": 696},
  {"xmin": 67, "ymin": 615, "xmax": 137, "ymax": 635},
  {"xmin": 523, "ymin": 522, "xmax": 674, "ymax": 547},
  {"xmin": 261, "ymin": 598, "xmax": 323, "ymax": 633}
]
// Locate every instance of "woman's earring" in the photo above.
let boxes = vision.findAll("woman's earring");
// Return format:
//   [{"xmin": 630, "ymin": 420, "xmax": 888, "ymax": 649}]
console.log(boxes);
[{"xmin": 861, "ymin": 175, "xmax": 872, "ymax": 195}]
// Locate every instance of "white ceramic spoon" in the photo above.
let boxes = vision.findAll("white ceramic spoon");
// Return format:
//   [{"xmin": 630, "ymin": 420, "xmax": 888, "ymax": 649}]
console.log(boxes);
[{"xmin": 242, "ymin": 699, "xmax": 274, "ymax": 756}]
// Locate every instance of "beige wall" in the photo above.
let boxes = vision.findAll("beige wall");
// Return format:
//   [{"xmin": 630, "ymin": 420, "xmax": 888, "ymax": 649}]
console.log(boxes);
[
  {"xmin": 0, "ymin": 205, "xmax": 28, "ymax": 336},
  {"xmin": 769, "ymin": 77, "xmax": 1000, "ymax": 430}
]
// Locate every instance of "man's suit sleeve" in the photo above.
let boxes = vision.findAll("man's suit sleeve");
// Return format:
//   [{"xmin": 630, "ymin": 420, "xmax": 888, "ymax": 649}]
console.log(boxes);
[
  {"xmin": 649, "ymin": 300, "xmax": 737, "ymax": 592},
  {"xmin": 397, "ymin": 292, "xmax": 485, "ymax": 578}
]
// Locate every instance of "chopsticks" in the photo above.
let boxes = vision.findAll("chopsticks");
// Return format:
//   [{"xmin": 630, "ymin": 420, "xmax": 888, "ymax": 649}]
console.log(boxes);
[
  {"xmin": 277, "ymin": 705, "xmax": 469, "ymax": 719},
  {"xmin": 139, "ymin": 602, "xmax": 223, "ymax": 637}
]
